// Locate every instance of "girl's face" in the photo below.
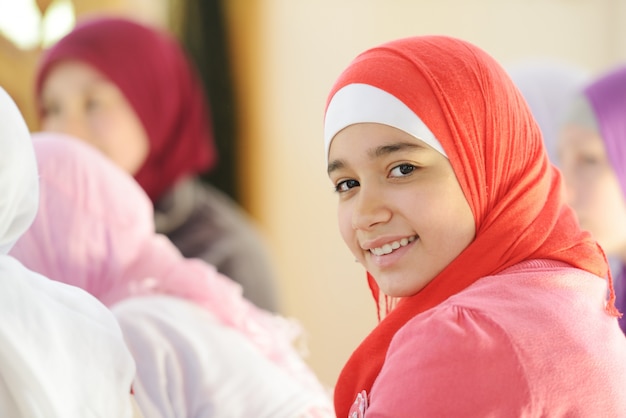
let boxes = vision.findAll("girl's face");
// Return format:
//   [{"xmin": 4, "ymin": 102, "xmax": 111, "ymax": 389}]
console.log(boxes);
[
  {"xmin": 558, "ymin": 125, "xmax": 626, "ymax": 256},
  {"xmin": 40, "ymin": 60, "xmax": 149, "ymax": 176},
  {"xmin": 328, "ymin": 123, "xmax": 476, "ymax": 297}
]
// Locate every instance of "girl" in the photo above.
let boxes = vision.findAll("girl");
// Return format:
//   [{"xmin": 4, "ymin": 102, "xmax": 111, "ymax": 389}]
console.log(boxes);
[
  {"xmin": 34, "ymin": 16, "xmax": 280, "ymax": 312},
  {"xmin": 10, "ymin": 132, "xmax": 333, "ymax": 417},
  {"xmin": 324, "ymin": 35, "xmax": 626, "ymax": 417},
  {"xmin": 557, "ymin": 64, "xmax": 626, "ymax": 333},
  {"xmin": 0, "ymin": 87, "xmax": 139, "ymax": 417}
]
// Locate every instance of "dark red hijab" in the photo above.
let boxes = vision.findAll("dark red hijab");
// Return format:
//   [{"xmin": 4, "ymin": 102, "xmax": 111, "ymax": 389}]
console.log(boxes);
[
  {"xmin": 35, "ymin": 17, "xmax": 217, "ymax": 202},
  {"xmin": 324, "ymin": 36, "xmax": 615, "ymax": 417}
]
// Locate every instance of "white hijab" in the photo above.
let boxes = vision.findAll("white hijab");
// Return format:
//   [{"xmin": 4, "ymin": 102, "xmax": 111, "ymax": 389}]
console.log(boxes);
[{"xmin": 0, "ymin": 87, "xmax": 136, "ymax": 417}]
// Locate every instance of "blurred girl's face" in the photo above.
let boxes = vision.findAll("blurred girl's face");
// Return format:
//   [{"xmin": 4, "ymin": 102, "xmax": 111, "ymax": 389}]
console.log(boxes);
[
  {"xmin": 40, "ymin": 60, "xmax": 149, "ymax": 176},
  {"xmin": 328, "ymin": 123, "xmax": 475, "ymax": 297},
  {"xmin": 558, "ymin": 124, "xmax": 626, "ymax": 257}
]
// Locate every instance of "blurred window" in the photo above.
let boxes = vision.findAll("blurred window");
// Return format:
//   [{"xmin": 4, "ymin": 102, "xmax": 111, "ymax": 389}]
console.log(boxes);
[{"xmin": 0, "ymin": 0, "xmax": 74, "ymax": 48}]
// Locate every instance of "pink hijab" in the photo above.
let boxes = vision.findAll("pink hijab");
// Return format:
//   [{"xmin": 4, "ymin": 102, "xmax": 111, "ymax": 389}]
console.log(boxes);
[
  {"xmin": 35, "ymin": 17, "xmax": 216, "ymax": 202},
  {"xmin": 10, "ymin": 133, "xmax": 318, "ymax": 390}
]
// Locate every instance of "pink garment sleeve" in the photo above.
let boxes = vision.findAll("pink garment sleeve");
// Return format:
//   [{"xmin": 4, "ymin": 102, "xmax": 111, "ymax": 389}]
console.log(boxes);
[{"xmin": 365, "ymin": 306, "xmax": 532, "ymax": 417}]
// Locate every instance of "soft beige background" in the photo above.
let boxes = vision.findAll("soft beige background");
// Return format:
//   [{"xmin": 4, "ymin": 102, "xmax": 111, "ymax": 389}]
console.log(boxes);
[{"xmin": 2, "ymin": 0, "xmax": 626, "ymax": 390}]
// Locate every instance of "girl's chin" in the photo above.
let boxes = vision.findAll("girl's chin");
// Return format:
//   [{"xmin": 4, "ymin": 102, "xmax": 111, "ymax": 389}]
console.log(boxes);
[{"xmin": 373, "ymin": 275, "xmax": 430, "ymax": 298}]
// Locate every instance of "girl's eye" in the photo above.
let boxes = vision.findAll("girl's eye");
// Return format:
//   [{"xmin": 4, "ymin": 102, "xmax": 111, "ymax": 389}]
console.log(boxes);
[
  {"xmin": 390, "ymin": 163, "xmax": 416, "ymax": 177},
  {"xmin": 41, "ymin": 102, "xmax": 60, "ymax": 117},
  {"xmin": 335, "ymin": 179, "xmax": 360, "ymax": 193},
  {"xmin": 578, "ymin": 155, "xmax": 601, "ymax": 166},
  {"xmin": 574, "ymin": 152, "xmax": 609, "ymax": 173},
  {"xmin": 85, "ymin": 97, "xmax": 102, "ymax": 111}
]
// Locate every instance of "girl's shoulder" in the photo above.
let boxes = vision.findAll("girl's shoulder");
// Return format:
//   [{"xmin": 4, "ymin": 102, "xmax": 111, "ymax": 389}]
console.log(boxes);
[
  {"xmin": 399, "ymin": 259, "xmax": 611, "ymax": 351},
  {"xmin": 442, "ymin": 259, "xmax": 607, "ymax": 315},
  {"xmin": 365, "ymin": 260, "xmax": 626, "ymax": 416},
  {"xmin": 368, "ymin": 301, "xmax": 532, "ymax": 416}
]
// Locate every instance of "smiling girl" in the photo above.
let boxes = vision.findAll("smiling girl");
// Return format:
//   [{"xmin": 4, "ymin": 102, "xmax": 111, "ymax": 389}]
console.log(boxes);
[{"xmin": 324, "ymin": 36, "xmax": 626, "ymax": 417}]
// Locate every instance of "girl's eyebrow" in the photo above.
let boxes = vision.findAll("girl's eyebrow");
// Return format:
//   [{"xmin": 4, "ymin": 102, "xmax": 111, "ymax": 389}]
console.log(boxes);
[
  {"xmin": 370, "ymin": 141, "xmax": 425, "ymax": 158},
  {"xmin": 327, "ymin": 159, "xmax": 344, "ymax": 175},
  {"xmin": 85, "ymin": 80, "xmax": 114, "ymax": 94},
  {"xmin": 328, "ymin": 141, "xmax": 425, "ymax": 175}
]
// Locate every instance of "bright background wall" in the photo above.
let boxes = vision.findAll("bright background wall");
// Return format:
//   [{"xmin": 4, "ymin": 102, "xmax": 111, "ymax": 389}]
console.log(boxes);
[{"xmin": 2, "ymin": 0, "xmax": 626, "ymax": 389}]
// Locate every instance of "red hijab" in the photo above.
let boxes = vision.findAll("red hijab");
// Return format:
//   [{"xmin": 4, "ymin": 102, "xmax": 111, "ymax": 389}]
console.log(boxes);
[
  {"xmin": 324, "ymin": 36, "xmax": 616, "ymax": 417},
  {"xmin": 35, "ymin": 17, "xmax": 216, "ymax": 202}
]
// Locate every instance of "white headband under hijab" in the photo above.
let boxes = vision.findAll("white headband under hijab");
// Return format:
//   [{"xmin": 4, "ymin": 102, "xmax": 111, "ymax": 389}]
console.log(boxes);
[{"xmin": 324, "ymin": 83, "xmax": 447, "ymax": 162}]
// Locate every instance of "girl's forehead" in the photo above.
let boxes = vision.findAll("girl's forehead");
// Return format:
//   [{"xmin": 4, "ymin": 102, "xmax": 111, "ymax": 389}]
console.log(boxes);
[
  {"xmin": 42, "ymin": 60, "xmax": 114, "ymax": 99},
  {"xmin": 327, "ymin": 123, "xmax": 441, "ymax": 175},
  {"xmin": 560, "ymin": 95, "xmax": 599, "ymax": 134},
  {"xmin": 558, "ymin": 124, "xmax": 605, "ymax": 152},
  {"xmin": 330, "ymin": 124, "xmax": 434, "ymax": 153},
  {"xmin": 47, "ymin": 60, "xmax": 108, "ymax": 85}
]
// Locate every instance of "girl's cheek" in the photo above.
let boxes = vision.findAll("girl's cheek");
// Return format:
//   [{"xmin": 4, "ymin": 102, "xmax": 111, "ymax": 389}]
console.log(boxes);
[
  {"xmin": 338, "ymin": 206, "xmax": 356, "ymax": 246},
  {"xmin": 85, "ymin": 113, "xmax": 106, "ymax": 141}
]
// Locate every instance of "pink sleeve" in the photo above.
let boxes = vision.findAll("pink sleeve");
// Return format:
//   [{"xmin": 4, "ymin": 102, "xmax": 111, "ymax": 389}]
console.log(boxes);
[{"xmin": 364, "ymin": 306, "xmax": 532, "ymax": 417}]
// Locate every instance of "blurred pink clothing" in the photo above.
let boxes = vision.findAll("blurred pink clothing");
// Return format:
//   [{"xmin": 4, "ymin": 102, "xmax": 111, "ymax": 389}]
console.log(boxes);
[
  {"xmin": 9, "ymin": 133, "xmax": 329, "ymax": 405},
  {"xmin": 362, "ymin": 260, "xmax": 626, "ymax": 417}
]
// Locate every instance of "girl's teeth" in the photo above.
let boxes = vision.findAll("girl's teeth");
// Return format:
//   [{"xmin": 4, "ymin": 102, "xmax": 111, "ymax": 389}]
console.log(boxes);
[{"xmin": 370, "ymin": 236, "xmax": 416, "ymax": 256}]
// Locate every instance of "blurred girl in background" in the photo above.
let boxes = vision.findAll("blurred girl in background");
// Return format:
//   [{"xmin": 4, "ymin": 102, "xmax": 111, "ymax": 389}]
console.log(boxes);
[
  {"xmin": 34, "ymin": 16, "xmax": 280, "ymax": 312},
  {"xmin": 558, "ymin": 64, "xmax": 626, "ymax": 333}
]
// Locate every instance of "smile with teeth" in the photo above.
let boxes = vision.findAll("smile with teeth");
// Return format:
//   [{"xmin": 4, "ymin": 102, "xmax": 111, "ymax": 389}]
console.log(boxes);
[{"xmin": 369, "ymin": 235, "xmax": 417, "ymax": 256}]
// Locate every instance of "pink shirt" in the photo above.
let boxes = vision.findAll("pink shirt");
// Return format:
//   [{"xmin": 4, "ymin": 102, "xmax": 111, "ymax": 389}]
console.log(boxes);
[{"xmin": 363, "ymin": 260, "xmax": 626, "ymax": 417}]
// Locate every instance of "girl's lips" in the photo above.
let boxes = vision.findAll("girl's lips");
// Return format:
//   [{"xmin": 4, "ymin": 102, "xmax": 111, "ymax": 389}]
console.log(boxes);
[
  {"xmin": 367, "ymin": 236, "xmax": 418, "ymax": 268},
  {"xmin": 369, "ymin": 235, "xmax": 417, "ymax": 256}
]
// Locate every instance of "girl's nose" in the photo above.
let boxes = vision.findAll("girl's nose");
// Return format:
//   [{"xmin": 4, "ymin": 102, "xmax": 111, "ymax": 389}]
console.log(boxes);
[
  {"xmin": 351, "ymin": 186, "xmax": 392, "ymax": 230},
  {"xmin": 563, "ymin": 180, "xmax": 576, "ymax": 207}
]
